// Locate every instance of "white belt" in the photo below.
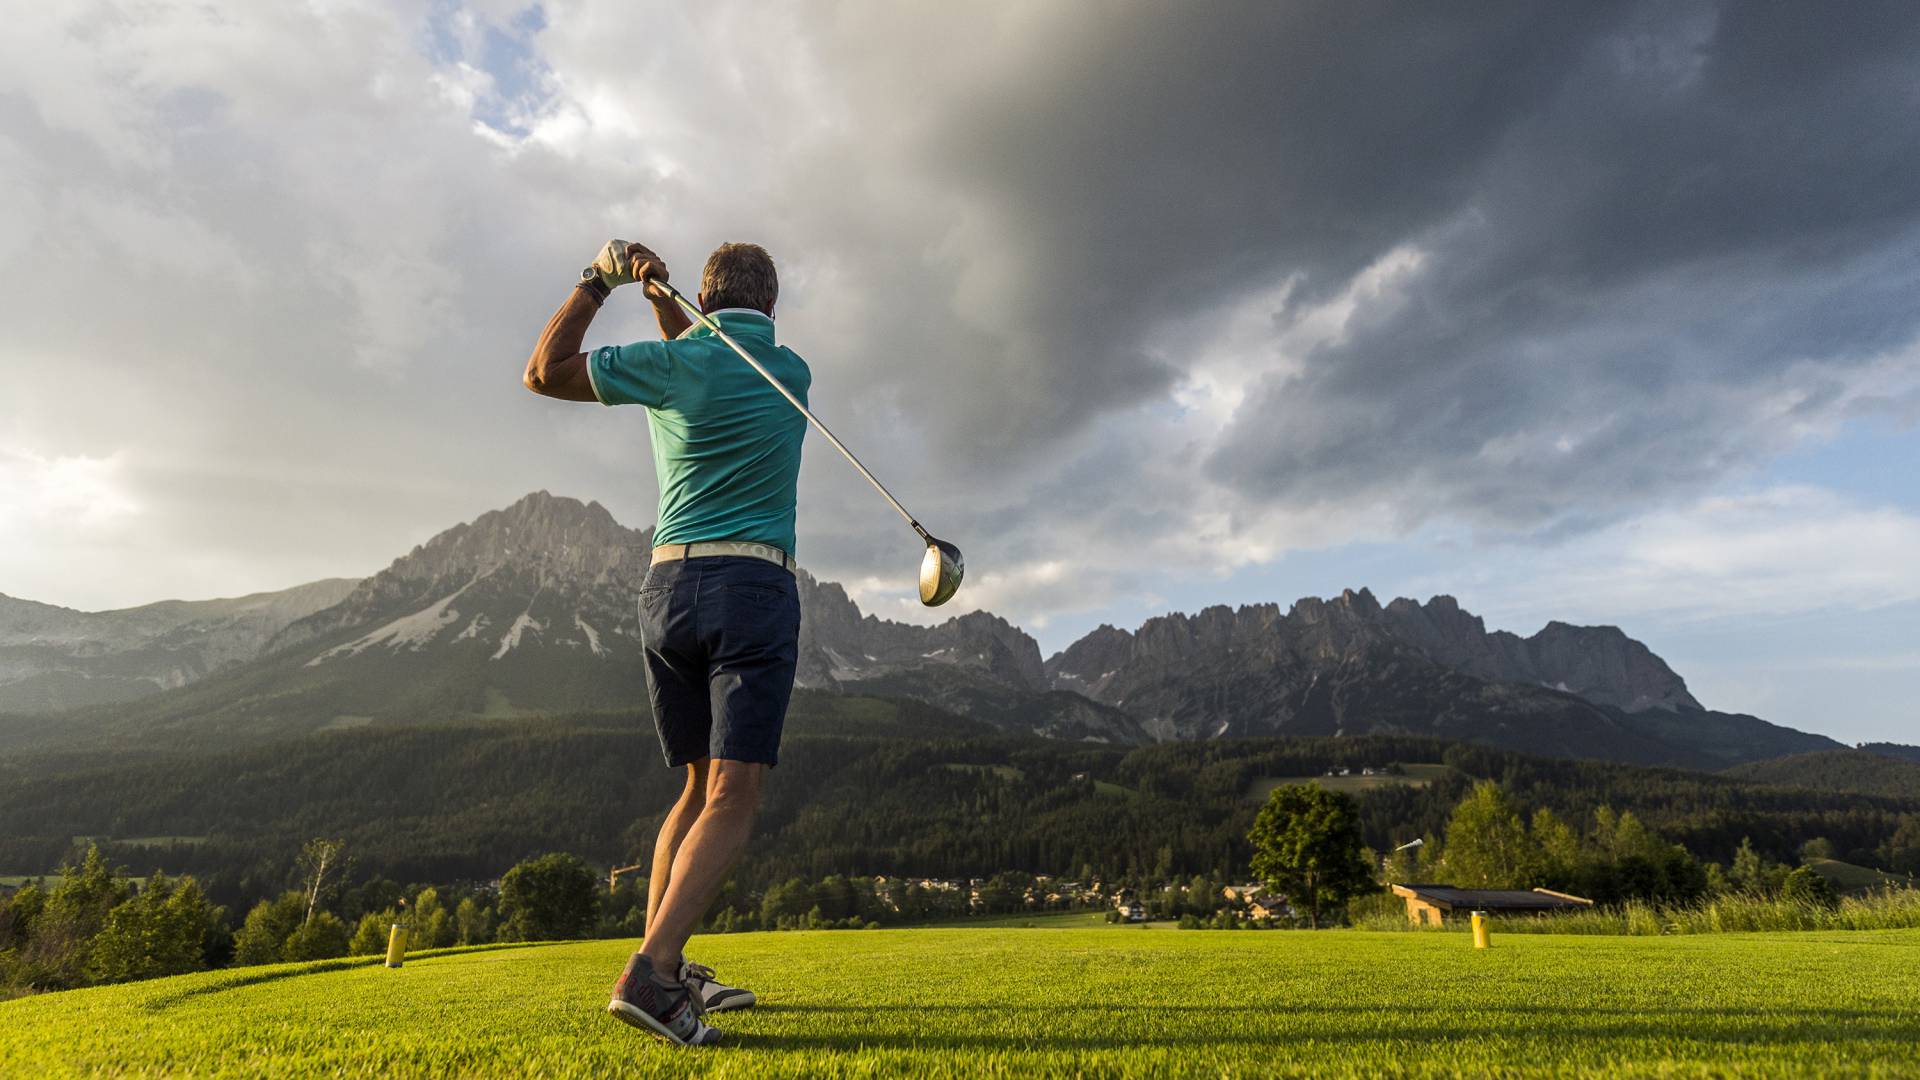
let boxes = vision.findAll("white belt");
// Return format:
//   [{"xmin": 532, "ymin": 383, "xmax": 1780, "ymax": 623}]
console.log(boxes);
[{"xmin": 650, "ymin": 541, "xmax": 795, "ymax": 571}]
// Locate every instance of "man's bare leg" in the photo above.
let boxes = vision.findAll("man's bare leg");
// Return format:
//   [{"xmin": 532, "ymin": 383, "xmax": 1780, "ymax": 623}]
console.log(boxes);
[
  {"xmin": 641, "ymin": 759, "xmax": 766, "ymax": 974},
  {"xmin": 646, "ymin": 759, "xmax": 711, "ymax": 936}
]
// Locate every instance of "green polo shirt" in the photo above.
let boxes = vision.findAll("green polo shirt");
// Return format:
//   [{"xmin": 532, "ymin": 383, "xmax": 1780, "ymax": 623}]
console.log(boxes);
[{"xmin": 586, "ymin": 309, "xmax": 810, "ymax": 555}]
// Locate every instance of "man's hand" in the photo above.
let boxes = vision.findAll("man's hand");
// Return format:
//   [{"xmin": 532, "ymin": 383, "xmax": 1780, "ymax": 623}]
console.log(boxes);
[
  {"xmin": 592, "ymin": 239, "xmax": 672, "ymax": 298},
  {"xmin": 626, "ymin": 242, "xmax": 674, "ymax": 303}
]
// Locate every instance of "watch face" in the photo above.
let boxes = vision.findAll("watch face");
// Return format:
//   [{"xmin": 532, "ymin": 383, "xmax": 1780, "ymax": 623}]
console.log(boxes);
[{"xmin": 580, "ymin": 266, "xmax": 598, "ymax": 282}]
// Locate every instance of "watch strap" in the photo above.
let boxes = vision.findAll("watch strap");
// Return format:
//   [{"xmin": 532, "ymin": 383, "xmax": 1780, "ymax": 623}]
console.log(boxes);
[{"xmin": 576, "ymin": 270, "xmax": 611, "ymax": 303}]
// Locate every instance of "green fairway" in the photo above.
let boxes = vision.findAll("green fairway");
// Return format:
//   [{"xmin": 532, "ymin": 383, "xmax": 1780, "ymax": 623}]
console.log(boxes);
[{"xmin": 4, "ymin": 928, "xmax": 1919, "ymax": 1077}]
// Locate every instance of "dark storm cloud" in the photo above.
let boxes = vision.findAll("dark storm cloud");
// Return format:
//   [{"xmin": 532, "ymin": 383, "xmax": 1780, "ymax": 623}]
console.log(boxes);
[
  {"xmin": 772, "ymin": 1, "xmax": 1920, "ymax": 525},
  {"xmin": 1181, "ymin": 3, "xmax": 1920, "ymax": 527},
  {"xmin": 806, "ymin": 2, "xmax": 1632, "ymax": 449}
]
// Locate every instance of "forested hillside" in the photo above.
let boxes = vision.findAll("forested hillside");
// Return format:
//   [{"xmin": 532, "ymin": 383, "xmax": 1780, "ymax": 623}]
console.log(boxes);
[
  {"xmin": 1725, "ymin": 749, "xmax": 1920, "ymax": 800},
  {"xmin": 3, "ymin": 696, "xmax": 1913, "ymax": 918},
  {"xmin": 1862, "ymin": 743, "xmax": 1920, "ymax": 764}
]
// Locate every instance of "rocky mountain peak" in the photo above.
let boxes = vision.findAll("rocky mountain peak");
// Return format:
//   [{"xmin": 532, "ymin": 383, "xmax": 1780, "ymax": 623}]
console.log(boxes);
[
  {"xmin": 389, "ymin": 491, "xmax": 641, "ymax": 585},
  {"xmin": 1338, "ymin": 586, "xmax": 1382, "ymax": 615},
  {"xmin": 1518, "ymin": 620, "xmax": 1700, "ymax": 712},
  {"xmin": 265, "ymin": 493, "xmax": 653, "ymax": 654},
  {"xmin": 933, "ymin": 611, "xmax": 1047, "ymax": 689}
]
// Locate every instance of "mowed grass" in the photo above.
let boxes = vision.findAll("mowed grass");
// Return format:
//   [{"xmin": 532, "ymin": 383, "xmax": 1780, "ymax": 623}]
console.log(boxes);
[{"xmin": 5, "ymin": 928, "xmax": 1920, "ymax": 1077}]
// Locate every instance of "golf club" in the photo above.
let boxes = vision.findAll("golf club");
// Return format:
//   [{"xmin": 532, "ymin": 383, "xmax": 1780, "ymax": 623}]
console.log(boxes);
[{"xmin": 645, "ymin": 276, "xmax": 965, "ymax": 606}]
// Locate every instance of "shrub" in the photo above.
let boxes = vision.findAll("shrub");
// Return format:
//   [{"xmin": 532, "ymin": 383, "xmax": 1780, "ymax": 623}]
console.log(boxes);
[
  {"xmin": 232, "ymin": 892, "xmax": 308, "ymax": 966},
  {"xmin": 348, "ymin": 912, "xmax": 392, "ymax": 957},
  {"xmin": 1780, "ymin": 867, "xmax": 1839, "ymax": 910},
  {"xmin": 282, "ymin": 911, "xmax": 351, "ymax": 961},
  {"xmin": 85, "ymin": 874, "xmax": 218, "ymax": 984},
  {"xmin": 1347, "ymin": 890, "xmax": 1403, "ymax": 926}
]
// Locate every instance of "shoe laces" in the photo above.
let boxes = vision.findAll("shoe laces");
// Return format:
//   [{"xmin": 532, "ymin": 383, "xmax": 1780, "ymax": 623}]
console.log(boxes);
[{"xmin": 682, "ymin": 960, "xmax": 717, "ymax": 983}]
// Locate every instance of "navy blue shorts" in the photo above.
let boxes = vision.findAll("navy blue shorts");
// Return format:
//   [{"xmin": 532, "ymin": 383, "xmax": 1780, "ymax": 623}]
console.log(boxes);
[{"xmin": 637, "ymin": 555, "xmax": 800, "ymax": 767}]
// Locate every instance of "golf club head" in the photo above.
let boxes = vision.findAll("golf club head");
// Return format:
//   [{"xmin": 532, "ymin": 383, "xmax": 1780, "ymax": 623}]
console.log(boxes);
[{"xmin": 919, "ymin": 537, "xmax": 964, "ymax": 607}]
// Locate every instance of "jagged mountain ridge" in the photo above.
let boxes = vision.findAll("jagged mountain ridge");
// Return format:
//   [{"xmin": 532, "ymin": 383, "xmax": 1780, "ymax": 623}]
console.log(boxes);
[
  {"xmin": 1043, "ymin": 587, "xmax": 1831, "ymax": 766},
  {"xmin": 0, "ymin": 493, "xmax": 1833, "ymax": 765},
  {"xmin": 0, "ymin": 580, "xmax": 360, "ymax": 712},
  {"xmin": 1048, "ymin": 588, "xmax": 1700, "ymax": 718}
]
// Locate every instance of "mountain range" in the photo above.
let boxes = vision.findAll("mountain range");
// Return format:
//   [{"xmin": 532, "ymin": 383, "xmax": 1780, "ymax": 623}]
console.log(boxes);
[
  {"xmin": 0, "ymin": 580, "xmax": 358, "ymax": 712},
  {"xmin": 0, "ymin": 492, "xmax": 1849, "ymax": 768}
]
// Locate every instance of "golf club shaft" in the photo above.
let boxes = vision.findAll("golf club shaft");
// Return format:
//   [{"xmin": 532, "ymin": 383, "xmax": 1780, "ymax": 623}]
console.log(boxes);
[{"xmin": 648, "ymin": 278, "xmax": 931, "ymax": 544}]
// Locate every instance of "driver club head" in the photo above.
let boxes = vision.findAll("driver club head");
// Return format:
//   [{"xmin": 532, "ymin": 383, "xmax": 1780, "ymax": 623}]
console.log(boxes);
[{"xmin": 919, "ymin": 537, "xmax": 964, "ymax": 607}]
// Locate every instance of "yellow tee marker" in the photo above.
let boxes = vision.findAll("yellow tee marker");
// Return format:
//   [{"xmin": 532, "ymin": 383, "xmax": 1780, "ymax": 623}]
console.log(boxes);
[
  {"xmin": 385, "ymin": 922, "xmax": 409, "ymax": 968},
  {"xmin": 385, "ymin": 897, "xmax": 411, "ymax": 968}
]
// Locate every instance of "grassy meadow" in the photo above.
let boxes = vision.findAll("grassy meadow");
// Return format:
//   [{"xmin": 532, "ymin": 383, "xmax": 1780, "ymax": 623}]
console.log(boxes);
[
  {"xmin": 1245, "ymin": 762, "xmax": 1450, "ymax": 801},
  {"xmin": 5, "ymin": 926, "xmax": 1919, "ymax": 1077}
]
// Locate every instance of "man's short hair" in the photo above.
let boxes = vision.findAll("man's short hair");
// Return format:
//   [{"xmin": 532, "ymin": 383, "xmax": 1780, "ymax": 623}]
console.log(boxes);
[{"xmin": 701, "ymin": 242, "xmax": 779, "ymax": 315}]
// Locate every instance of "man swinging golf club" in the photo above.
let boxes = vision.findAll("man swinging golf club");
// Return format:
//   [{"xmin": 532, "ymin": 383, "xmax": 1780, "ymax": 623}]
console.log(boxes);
[{"xmin": 522, "ymin": 239, "xmax": 806, "ymax": 1046}]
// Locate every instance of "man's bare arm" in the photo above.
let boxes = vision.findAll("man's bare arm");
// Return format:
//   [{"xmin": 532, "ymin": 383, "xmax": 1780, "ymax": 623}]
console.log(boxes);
[
  {"xmin": 524, "ymin": 242, "xmax": 686, "ymax": 402},
  {"xmin": 522, "ymin": 286, "xmax": 602, "ymax": 402},
  {"xmin": 647, "ymin": 281, "xmax": 694, "ymax": 340}
]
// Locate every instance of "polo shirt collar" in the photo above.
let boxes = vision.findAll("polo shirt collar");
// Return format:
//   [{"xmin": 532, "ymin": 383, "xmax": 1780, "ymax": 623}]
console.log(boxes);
[{"xmin": 679, "ymin": 307, "xmax": 775, "ymax": 341}]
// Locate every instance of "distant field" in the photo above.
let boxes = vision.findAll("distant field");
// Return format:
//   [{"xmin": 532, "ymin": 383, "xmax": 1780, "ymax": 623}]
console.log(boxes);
[
  {"xmin": 59, "ymin": 833, "xmax": 209, "ymax": 851},
  {"xmin": 1808, "ymin": 857, "xmax": 1912, "ymax": 894},
  {"xmin": 937, "ymin": 762, "xmax": 1025, "ymax": 782},
  {"xmin": 1246, "ymin": 762, "xmax": 1450, "ymax": 801},
  {"xmin": 0, "ymin": 875, "xmax": 57, "ymax": 889},
  {"xmin": 5, "ymin": 927, "xmax": 1918, "ymax": 1076}
]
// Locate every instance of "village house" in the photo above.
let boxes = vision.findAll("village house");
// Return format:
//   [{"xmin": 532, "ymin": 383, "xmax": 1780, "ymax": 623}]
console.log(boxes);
[
  {"xmin": 1246, "ymin": 895, "xmax": 1286, "ymax": 920},
  {"xmin": 1221, "ymin": 882, "xmax": 1265, "ymax": 904}
]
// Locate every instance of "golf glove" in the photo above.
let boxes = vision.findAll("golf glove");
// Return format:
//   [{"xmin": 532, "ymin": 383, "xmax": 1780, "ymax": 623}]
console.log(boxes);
[{"xmin": 591, "ymin": 239, "xmax": 639, "ymax": 289}]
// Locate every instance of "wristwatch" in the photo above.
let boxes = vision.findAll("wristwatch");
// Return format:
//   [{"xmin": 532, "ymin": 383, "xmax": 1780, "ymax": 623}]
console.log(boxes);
[{"xmin": 576, "ymin": 266, "xmax": 611, "ymax": 303}]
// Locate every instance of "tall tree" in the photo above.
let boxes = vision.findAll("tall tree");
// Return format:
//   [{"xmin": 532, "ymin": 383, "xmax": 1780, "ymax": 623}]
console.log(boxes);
[
  {"xmin": 1442, "ymin": 781, "xmax": 1536, "ymax": 888},
  {"xmin": 295, "ymin": 839, "xmax": 349, "ymax": 927},
  {"xmin": 497, "ymin": 853, "xmax": 598, "ymax": 941},
  {"xmin": 454, "ymin": 897, "xmax": 493, "ymax": 945},
  {"xmin": 1880, "ymin": 816, "xmax": 1920, "ymax": 876},
  {"xmin": 1530, "ymin": 808, "xmax": 1582, "ymax": 889},
  {"xmin": 23, "ymin": 845, "xmax": 130, "ymax": 989},
  {"xmin": 1728, "ymin": 837, "xmax": 1787, "ymax": 896},
  {"xmin": 1247, "ymin": 784, "xmax": 1374, "ymax": 929}
]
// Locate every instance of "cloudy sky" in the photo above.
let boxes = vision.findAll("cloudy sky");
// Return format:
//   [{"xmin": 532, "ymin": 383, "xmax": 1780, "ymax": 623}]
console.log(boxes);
[{"xmin": 3, "ymin": 1, "xmax": 1917, "ymax": 743}]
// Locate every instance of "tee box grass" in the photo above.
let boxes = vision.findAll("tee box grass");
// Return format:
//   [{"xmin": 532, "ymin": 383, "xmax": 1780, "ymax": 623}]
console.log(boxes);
[{"xmin": 5, "ymin": 926, "xmax": 1919, "ymax": 1077}]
